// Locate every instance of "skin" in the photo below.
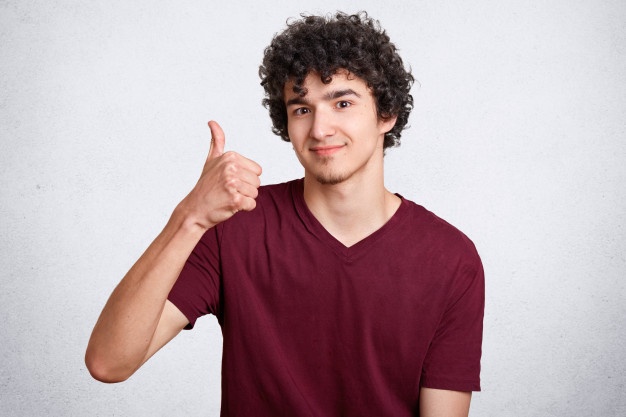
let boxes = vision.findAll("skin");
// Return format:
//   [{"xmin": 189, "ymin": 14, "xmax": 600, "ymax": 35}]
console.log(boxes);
[
  {"xmin": 85, "ymin": 71, "xmax": 472, "ymax": 416},
  {"xmin": 85, "ymin": 121, "xmax": 262, "ymax": 382},
  {"xmin": 284, "ymin": 70, "xmax": 400, "ymax": 247},
  {"xmin": 420, "ymin": 388, "xmax": 472, "ymax": 416}
]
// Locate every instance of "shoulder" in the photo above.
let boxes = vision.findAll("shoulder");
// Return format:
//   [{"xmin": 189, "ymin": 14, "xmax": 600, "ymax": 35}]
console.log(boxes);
[
  {"xmin": 399, "ymin": 198, "xmax": 484, "ymax": 310},
  {"xmin": 398, "ymin": 197, "xmax": 482, "ymax": 270}
]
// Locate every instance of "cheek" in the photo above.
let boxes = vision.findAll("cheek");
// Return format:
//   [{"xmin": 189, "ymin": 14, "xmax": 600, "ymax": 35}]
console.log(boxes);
[
  {"xmin": 286, "ymin": 130, "xmax": 304, "ymax": 152},
  {"xmin": 292, "ymin": 148, "xmax": 308, "ymax": 167},
  {"xmin": 287, "ymin": 122, "xmax": 308, "ymax": 148}
]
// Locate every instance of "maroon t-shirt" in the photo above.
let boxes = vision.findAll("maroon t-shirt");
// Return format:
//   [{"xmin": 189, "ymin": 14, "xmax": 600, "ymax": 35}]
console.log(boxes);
[{"xmin": 168, "ymin": 179, "xmax": 484, "ymax": 416}]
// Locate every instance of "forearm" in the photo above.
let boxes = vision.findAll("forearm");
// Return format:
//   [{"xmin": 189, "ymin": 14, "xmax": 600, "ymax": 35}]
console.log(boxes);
[{"xmin": 85, "ymin": 207, "xmax": 207, "ymax": 382}]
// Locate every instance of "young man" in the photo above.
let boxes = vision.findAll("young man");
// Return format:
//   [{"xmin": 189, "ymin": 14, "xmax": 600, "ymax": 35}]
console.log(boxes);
[{"xmin": 86, "ymin": 12, "xmax": 484, "ymax": 416}]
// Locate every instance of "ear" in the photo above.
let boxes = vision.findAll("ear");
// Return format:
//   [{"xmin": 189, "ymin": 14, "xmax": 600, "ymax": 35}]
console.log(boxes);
[{"xmin": 378, "ymin": 114, "xmax": 398, "ymax": 135}]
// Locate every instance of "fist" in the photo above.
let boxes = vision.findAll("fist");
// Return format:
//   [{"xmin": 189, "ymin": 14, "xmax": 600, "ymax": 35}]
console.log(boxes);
[{"xmin": 180, "ymin": 121, "xmax": 262, "ymax": 229}]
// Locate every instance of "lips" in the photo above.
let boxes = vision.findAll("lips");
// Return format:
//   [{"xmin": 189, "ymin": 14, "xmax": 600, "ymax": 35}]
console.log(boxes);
[{"xmin": 310, "ymin": 145, "xmax": 345, "ymax": 156}]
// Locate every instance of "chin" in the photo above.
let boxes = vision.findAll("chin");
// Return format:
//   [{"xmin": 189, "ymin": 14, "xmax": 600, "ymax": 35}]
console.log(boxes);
[{"xmin": 314, "ymin": 171, "xmax": 349, "ymax": 185}]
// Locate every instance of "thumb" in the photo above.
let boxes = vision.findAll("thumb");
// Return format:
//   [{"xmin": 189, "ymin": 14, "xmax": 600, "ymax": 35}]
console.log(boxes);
[{"xmin": 207, "ymin": 120, "xmax": 225, "ymax": 160}]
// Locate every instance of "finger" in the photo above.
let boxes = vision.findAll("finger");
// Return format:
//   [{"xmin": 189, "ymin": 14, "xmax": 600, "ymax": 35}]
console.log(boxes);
[
  {"xmin": 236, "ymin": 167, "xmax": 262, "ymax": 189},
  {"xmin": 217, "ymin": 152, "xmax": 263, "ymax": 182},
  {"xmin": 237, "ymin": 155, "xmax": 263, "ymax": 177},
  {"xmin": 235, "ymin": 180, "xmax": 260, "ymax": 200},
  {"xmin": 237, "ymin": 196, "xmax": 258, "ymax": 212},
  {"xmin": 225, "ymin": 191, "xmax": 256, "ymax": 215},
  {"xmin": 207, "ymin": 120, "xmax": 225, "ymax": 160}
]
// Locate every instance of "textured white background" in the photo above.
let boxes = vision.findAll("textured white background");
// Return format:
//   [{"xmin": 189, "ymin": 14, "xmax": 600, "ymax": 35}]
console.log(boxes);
[{"xmin": 1, "ymin": 1, "xmax": 625, "ymax": 416}]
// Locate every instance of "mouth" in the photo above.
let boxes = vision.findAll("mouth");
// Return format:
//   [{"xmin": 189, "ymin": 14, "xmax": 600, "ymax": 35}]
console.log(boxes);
[{"xmin": 310, "ymin": 145, "xmax": 345, "ymax": 156}]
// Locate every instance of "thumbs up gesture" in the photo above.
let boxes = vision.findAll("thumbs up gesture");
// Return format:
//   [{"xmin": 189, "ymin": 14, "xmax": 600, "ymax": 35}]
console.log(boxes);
[{"xmin": 178, "ymin": 121, "xmax": 263, "ymax": 230}]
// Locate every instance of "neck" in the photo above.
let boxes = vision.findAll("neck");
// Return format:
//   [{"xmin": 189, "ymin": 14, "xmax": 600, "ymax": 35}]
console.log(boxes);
[{"xmin": 302, "ymin": 169, "xmax": 400, "ymax": 247}]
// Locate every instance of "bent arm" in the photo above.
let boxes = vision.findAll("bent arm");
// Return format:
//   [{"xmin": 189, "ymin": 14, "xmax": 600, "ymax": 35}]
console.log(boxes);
[
  {"xmin": 419, "ymin": 388, "xmax": 472, "ymax": 417},
  {"xmin": 85, "ymin": 121, "xmax": 262, "ymax": 383},
  {"xmin": 85, "ymin": 213, "xmax": 205, "ymax": 383}
]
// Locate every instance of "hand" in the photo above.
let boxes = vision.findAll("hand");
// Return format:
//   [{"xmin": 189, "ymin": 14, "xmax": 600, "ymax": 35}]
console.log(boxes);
[{"xmin": 179, "ymin": 120, "xmax": 262, "ymax": 229}]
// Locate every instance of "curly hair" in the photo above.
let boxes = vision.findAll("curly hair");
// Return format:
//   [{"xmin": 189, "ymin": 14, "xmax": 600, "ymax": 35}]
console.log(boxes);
[{"xmin": 259, "ymin": 11, "xmax": 414, "ymax": 149}]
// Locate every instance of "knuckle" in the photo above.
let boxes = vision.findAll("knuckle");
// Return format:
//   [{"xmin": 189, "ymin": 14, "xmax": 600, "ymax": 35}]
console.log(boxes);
[
  {"xmin": 224, "ymin": 177, "xmax": 239, "ymax": 190},
  {"xmin": 231, "ymin": 193, "xmax": 243, "ymax": 206},
  {"xmin": 229, "ymin": 194, "xmax": 245, "ymax": 211},
  {"xmin": 224, "ymin": 162, "xmax": 238, "ymax": 175},
  {"xmin": 222, "ymin": 151, "xmax": 237, "ymax": 162}
]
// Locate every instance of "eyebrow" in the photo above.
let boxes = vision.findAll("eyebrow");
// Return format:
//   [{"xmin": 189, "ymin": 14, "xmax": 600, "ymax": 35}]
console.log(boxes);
[{"xmin": 285, "ymin": 88, "xmax": 361, "ymax": 106}]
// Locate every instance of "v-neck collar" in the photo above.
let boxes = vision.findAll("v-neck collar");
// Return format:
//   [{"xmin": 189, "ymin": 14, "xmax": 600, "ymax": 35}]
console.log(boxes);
[{"xmin": 290, "ymin": 178, "xmax": 409, "ymax": 262}]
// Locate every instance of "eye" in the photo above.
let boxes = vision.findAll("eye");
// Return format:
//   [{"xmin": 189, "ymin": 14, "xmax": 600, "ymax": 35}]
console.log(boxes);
[
  {"xmin": 336, "ymin": 101, "xmax": 351, "ymax": 109},
  {"xmin": 293, "ymin": 107, "xmax": 310, "ymax": 116}
]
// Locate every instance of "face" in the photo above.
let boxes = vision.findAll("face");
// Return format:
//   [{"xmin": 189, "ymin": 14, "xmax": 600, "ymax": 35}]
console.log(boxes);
[{"xmin": 284, "ymin": 71, "xmax": 396, "ymax": 186}]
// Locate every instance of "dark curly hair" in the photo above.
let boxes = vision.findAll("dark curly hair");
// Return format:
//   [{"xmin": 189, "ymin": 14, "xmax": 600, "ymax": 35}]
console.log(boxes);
[{"xmin": 259, "ymin": 11, "xmax": 414, "ymax": 149}]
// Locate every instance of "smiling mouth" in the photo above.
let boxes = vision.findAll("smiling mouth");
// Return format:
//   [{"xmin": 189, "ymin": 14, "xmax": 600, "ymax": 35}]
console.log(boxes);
[{"xmin": 310, "ymin": 145, "xmax": 344, "ymax": 156}]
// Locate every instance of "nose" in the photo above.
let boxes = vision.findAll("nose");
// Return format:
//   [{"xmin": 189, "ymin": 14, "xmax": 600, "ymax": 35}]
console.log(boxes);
[{"xmin": 309, "ymin": 109, "xmax": 336, "ymax": 141}]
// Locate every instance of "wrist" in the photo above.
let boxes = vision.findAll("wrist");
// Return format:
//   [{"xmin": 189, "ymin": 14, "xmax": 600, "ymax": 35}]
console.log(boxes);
[{"xmin": 171, "ymin": 201, "xmax": 216, "ymax": 235}]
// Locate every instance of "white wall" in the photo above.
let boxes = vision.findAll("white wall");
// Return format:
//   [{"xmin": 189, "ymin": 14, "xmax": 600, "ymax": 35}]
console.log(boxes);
[{"xmin": 1, "ymin": 1, "xmax": 625, "ymax": 415}]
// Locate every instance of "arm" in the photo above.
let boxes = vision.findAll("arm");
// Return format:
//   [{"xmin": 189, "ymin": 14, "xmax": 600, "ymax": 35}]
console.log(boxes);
[
  {"xmin": 85, "ymin": 121, "xmax": 262, "ymax": 383},
  {"xmin": 419, "ymin": 252, "xmax": 484, "ymax": 414},
  {"xmin": 419, "ymin": 388, "xmax": 472, "ymax": 417}
]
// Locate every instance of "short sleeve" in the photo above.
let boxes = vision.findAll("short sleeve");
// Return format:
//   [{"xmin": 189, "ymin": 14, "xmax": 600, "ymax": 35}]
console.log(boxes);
[
  {"xmin": 420, "ymin": 253, "xmax": 485, "ymax": 391},
  {"xmin": 167, "ymin": 225, "xmax": 222, "ymax": 329}
]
